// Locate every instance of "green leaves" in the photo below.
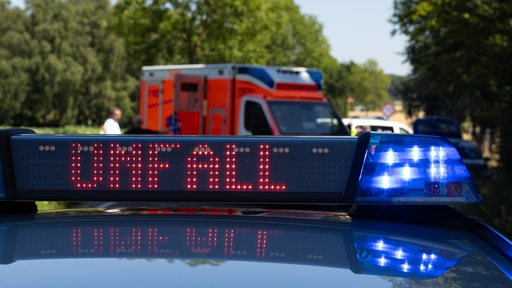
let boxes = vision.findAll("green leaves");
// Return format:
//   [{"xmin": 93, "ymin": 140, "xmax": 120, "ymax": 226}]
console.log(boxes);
[
  {"xmin": 0, "ymin": 5, "xmax": 31, "ymax": 125},
  {"xmin": 393, "ymin": 0, "xmax": 512, "ymax": 120},
  {"xmin": 112, "ymin": 0, "xmax": 337, "ymax": 71},
  {"xmin": 0, "ymin": 0, "xmax": 135, "ymax": 126},
  {"xmin": 393, "ymin": 0, "xmax": 512, "ymax": 169},
  {"xmin": 323, "ymin": 60, "xmax": 392, "ymax": 116},
  {"xmin": 349, "ymin": 59, "xmax": 391, "ymax": 111}
]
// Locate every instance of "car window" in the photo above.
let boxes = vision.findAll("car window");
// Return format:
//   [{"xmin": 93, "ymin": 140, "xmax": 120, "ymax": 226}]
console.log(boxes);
[
  {"xmin": 370, "ymin": 125, "xmax": 394, "ymax": 133},
  {"xmin": 400, "ymin": 127, "xmax": 410, "ymax": 134},
  {"xmin": 343, "ymin": 119, "xmax": 412, "ymax": 135},
  {"xmin": 244, "ymin": 100, "xmax": 272, "ymax": 135},
  {"xmin": 268, "ymin": 101, "xmax": 348, "ymax": 135}
]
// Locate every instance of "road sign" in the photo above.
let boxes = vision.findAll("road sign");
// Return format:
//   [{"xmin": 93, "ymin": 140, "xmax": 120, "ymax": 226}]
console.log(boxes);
[{"xmin": 381, "ymin": 103, "xmax": 395, "ymax": 118}]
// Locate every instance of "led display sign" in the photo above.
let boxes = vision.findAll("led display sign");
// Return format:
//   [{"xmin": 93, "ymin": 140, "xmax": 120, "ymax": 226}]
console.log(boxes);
[{"xmin": 10, "ymin": 135, "xmax": 357, "ymax": 202}]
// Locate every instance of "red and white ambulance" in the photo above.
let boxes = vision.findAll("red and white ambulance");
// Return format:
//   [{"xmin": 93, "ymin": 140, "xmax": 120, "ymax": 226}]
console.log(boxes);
[{"xmin": 139, "ymin": 64, "xmax": 347, "ymax": 135}]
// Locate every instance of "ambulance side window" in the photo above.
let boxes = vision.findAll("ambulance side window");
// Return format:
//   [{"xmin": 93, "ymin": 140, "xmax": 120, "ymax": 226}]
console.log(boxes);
[{"xmin": 244, "ymin": 101, "xmax": 272, "ymax": 135}]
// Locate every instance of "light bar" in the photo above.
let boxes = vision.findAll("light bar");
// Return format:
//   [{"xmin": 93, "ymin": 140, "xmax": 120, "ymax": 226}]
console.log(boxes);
[
  {"xmin": 0, "ymin": 129, "xmax": 482, "ymax": 204},
  {"xmin": 355, "ymin": 133, "xmax": 481, "ymax": 204}
]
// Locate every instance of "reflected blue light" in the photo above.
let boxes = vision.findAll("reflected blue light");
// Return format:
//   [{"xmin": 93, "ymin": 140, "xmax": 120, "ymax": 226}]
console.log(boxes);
[
  {"xmin": 395, "ymin": 248, "xmax": 405, "ymax": 259},
  {"xmin": 402, "ymin": 261, "xmax": 410, "ymax": 272},
  {"xmin": 354, "ymin": 233, "xmax": 470, "ymax": 279},
  {"xmin": 355, "ymin": 133, "xmax": 481, "ymax": 205},
  {"xmin": 378, "ymin": 255, "xmax": 388, "ymax": 267},
  {"xmin": 376, "ymin": 240, "xmax": 385, "ymax": 250}
]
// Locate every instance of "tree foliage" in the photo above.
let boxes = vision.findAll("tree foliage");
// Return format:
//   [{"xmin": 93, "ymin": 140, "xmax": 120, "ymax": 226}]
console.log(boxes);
[
  {"xmin": 323, "ymin": 60, "xmax": 392, "ymax": 116},
  {"xmin": 392, "ymin": 0, "xmax": 512, "ymax": 169},
  {"xmin": 323, "ymin": 62, "xmax": 354, "ymax": 117},
  {"xmin": 111, "ymin": 0, "xmax": 338, "ymax": 75},
  {"xmin": 0, "ymin": 0, "xmax": 135, "ymax": 126},
  {"xmin": 348, "ymin": 59, "xmax": 391, "ymax": 110},
  {"xmin": 0, "ymin": 3, "xmax": 31, "ymax": 125}
]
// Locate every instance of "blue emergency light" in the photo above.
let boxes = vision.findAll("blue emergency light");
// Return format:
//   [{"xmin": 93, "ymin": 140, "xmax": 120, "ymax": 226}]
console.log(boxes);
[
  {"xmin": 356, "ymin": 133, "xmax": 480, "ymax": 204},
  {"xmin": 353, "ymin": 231, "xmax": 469, "ymax": 278},
  {"xmin": 0, "ymin": 128, "xmax": 481, "ymax": 205}
]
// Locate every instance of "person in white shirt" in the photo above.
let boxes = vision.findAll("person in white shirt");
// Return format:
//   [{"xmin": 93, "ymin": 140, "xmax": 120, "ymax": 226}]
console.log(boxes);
[{"xmin": 102, "ymin": 107, "xmax": 122, "ymax": 134}]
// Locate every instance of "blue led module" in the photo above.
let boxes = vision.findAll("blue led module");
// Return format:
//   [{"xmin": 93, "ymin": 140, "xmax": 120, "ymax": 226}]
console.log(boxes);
[{"xmin": 355, "ymin": 133, "xmax": 482, "ymax": 204}]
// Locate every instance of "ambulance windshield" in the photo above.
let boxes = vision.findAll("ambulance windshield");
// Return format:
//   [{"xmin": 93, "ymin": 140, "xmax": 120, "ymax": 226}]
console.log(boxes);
[{"xmin": 268, "ymin": 101, "xmax": 348, "ymax": 135}]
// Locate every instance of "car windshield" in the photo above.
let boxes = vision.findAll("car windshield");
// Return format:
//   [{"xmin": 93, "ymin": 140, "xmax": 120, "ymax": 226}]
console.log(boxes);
[{"xmin": 268, "ymin": 101, "xmax": 347, "ymax": 135}]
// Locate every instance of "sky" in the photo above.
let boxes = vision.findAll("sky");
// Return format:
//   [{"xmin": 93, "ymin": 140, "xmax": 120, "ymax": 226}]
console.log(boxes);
[
  {"xmin": 9, "ymin": 0, "xmax": 410, "ymax": 76},
  {"xmin": 294, "ymin": 0, "xmax": 410, "ymax": 75}
]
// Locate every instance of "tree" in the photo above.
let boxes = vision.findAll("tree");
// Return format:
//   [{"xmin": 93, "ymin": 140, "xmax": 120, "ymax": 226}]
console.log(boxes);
[
  {"xmin": 64, "ymin": 0, "xmax": 136, "ymax": 126},
  {"xmin": 392, "ymin": 0, "xmax": 512, "ymax": 169},
  {"xmin": 0, "ymin": 3, "xmax": 31, "ymax": 125},
  {"xmin": 323, "ymin": 62, "xmax": 354, "ymax": 117},
  {"xmin": 263, "ymin": 0, "xmax": 337, "ymax": 69},
  {"xmin": 3, "ymin": 0, "xmax": 136, "ymax": 126},
  {"xmin": 112, "ymin": 0, "xmax": 269, "ymax": 71},
  {"xmin": 111, "ymin": 0, "xmax": 337, "ymax": 76},
  {"xmin": 111, "ymin": 0, "xmax": 182, "ymax": 76},
  {"xmin": 388, "ymin": 74, "xmax": 407, "ymax": 101},
  {"xmin": 348, "ymin": 59, "xmax": 391, "ymax": 111}
]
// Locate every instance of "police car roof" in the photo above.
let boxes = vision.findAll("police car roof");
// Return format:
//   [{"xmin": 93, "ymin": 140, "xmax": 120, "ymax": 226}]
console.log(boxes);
[{"xmin": 0, "ymin": 128, "xmax": 511, "ymax": 286}]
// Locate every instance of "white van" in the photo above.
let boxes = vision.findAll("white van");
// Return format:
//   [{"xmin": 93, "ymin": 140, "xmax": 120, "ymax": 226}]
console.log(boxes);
[{"xmin": 342, "ymin": 118, "xmax": 413, "ymax": 135}]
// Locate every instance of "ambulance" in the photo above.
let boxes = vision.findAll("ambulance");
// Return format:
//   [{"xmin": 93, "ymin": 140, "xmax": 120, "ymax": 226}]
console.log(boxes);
[{"xmin": 139, "ymin": 64, "xmax": 348, "ymax": 135}]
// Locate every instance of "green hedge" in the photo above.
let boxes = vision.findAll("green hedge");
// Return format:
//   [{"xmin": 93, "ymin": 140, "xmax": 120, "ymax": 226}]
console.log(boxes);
[{"xmin": 2, "ymin": 126, "xmax": 101, "ymax": 134}]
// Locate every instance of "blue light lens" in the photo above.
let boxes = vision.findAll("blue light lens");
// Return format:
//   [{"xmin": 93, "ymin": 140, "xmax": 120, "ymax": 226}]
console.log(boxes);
[
  {"xmin": 355, "ymin": 133, "xmax": 482, "ymax": 204},
  {"xmin": 354, "ymin": 232, "xmax": 470, "ymax": 278}
]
